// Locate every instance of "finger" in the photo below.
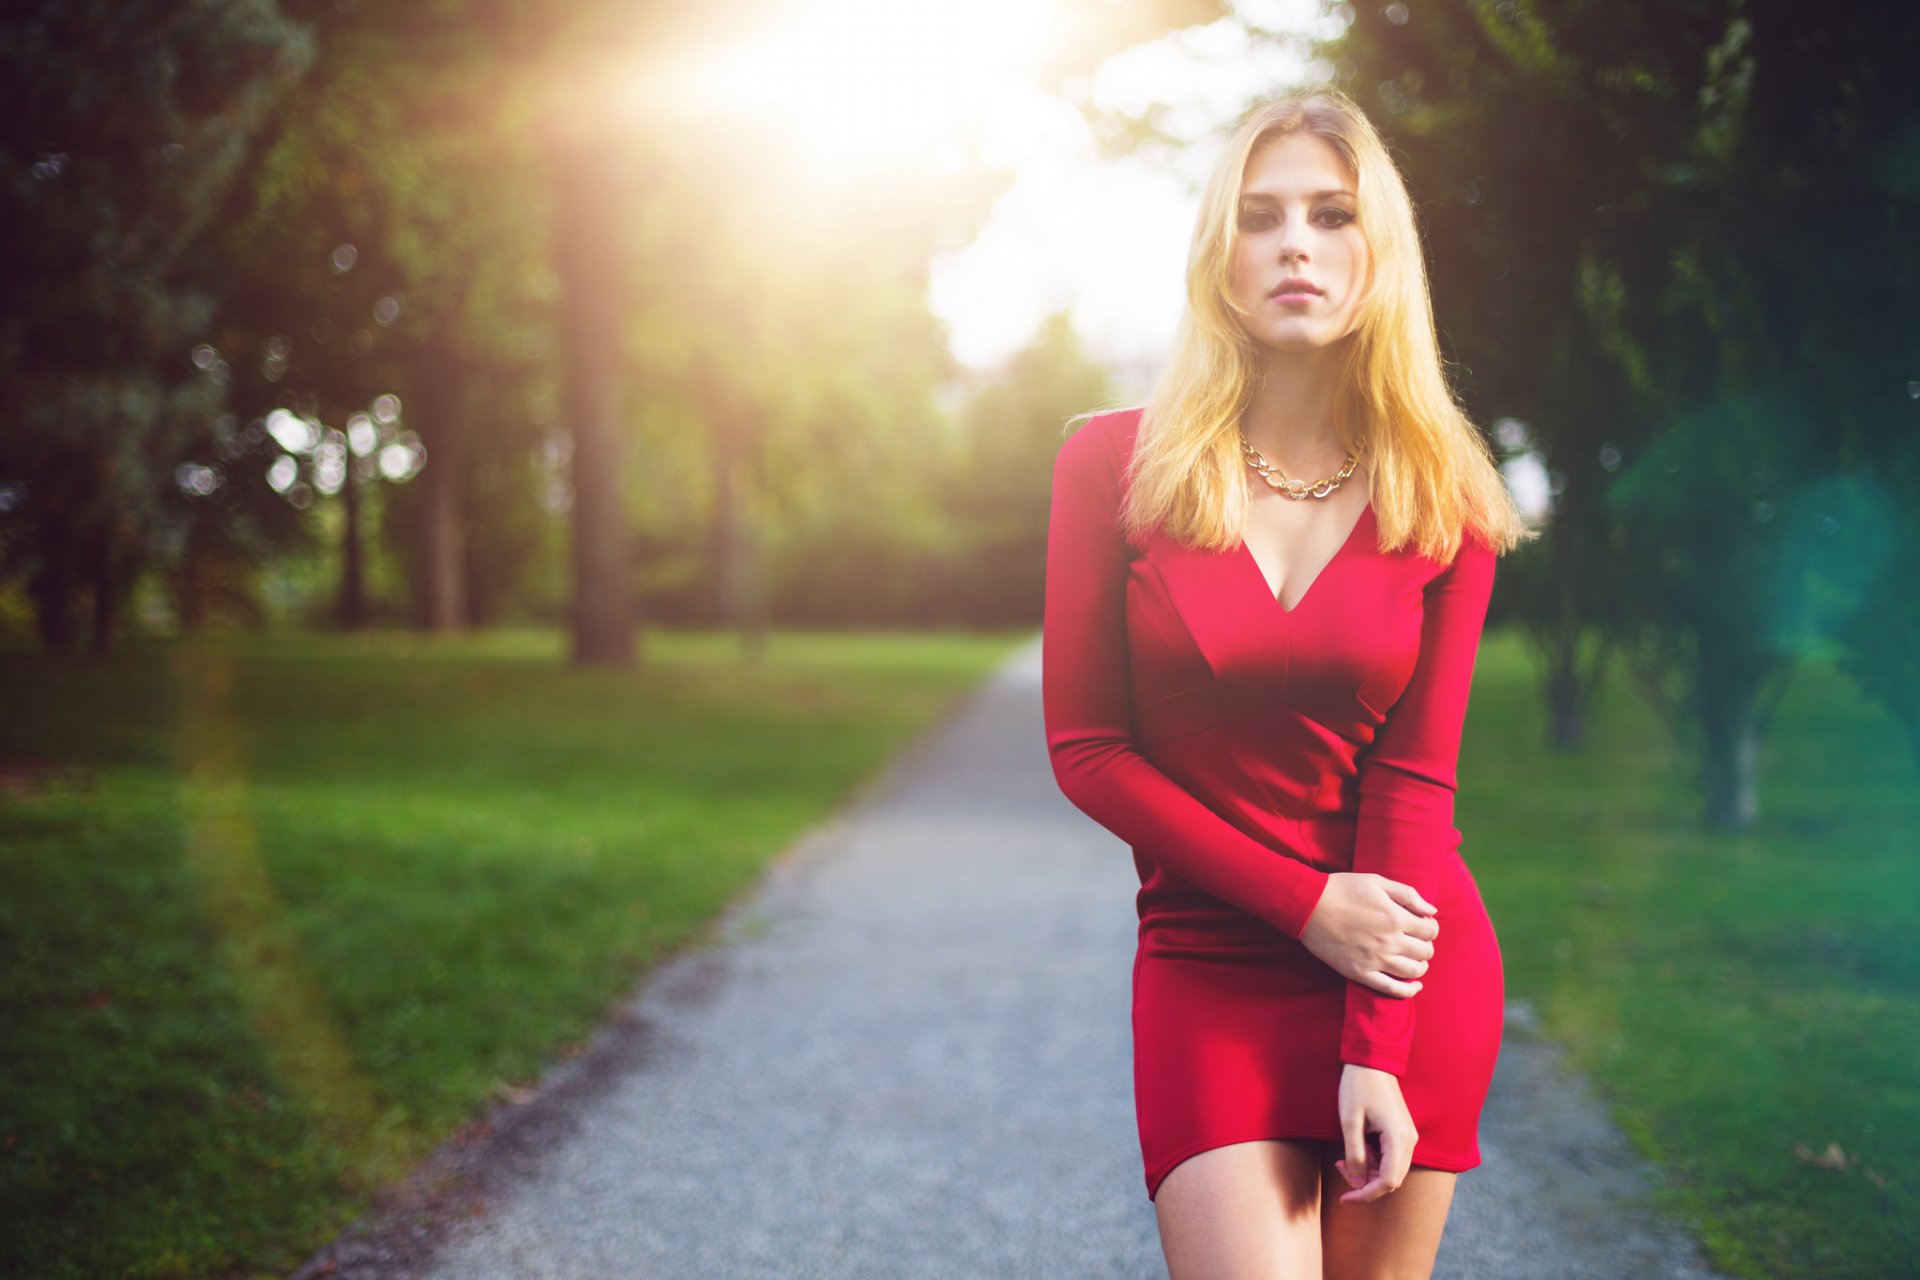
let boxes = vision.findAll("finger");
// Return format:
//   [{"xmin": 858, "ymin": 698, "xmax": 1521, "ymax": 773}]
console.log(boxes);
[
  {"xmin": 1407, "ymin": 915, "xmax": 1440, "ymax": 942},
  {"xmin": 1381, "ymin": 954, "xmax": 1430, "ymax": 980},
  {"xmin": 1342, "ymin": 1107, "xmax": 1369, "ymax": 1188},
  {"xmin": 1365, "ymin": 969, "xmax": 1423, "ymax": 998},
  {"xmin": 1380, "ymin": 880, "xmax": 1435, "ymax": 916},
  {"xmin": 1380, "ymin": 1124, "xmax": 1415, "ymax": 1195},
  {"xmin": 1396, "ymin": 931, "xmax": 1436, "ymax": 960},
  {"xmin": 1340, "ymin": 1165, "xmax": 1394, "ymax": 1203},
  {"xmin": 1340, "ymin": 1135, "xmax": 1393, "ymax": 1203}
]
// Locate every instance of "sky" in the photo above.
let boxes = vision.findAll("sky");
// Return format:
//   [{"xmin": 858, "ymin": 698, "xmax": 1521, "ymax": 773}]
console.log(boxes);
[
  {"xmin": 926, "ymin": 1, "xmax": 1344, "ymax": 394},
  {"xmin": 663, "ymin": 0, "xmax": 1344, "ymax": 397}
]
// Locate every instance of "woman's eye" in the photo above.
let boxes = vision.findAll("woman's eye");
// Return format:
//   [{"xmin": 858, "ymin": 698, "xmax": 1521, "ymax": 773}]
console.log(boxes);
[{"xmin": 1239, "ymin": 208, "xmax": 1353, "ymax": 231}]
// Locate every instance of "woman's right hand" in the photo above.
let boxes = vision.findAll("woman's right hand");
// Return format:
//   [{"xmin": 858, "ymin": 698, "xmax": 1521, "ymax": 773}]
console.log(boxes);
[{"xmin": 1297, "ymin": 872, "xmax": 1438, "ymax": 996}]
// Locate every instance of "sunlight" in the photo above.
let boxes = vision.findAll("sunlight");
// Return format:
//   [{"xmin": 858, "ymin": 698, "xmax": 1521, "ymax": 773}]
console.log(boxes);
[{"xmin": 650, "ymin": 0, "xmax": 1069, "ymax": 183}]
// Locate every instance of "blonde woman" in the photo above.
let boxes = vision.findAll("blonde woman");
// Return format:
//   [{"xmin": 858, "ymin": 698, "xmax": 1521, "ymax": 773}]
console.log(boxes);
[{"xmin": 1042, "ymin": 85, "xmax": 1535, "ymax": 1277}]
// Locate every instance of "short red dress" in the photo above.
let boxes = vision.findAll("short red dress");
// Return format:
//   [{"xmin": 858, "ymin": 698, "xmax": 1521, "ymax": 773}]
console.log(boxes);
[{"xmin": 1041, "ymin": 406, "xmax": 1505, "ymax": 1202}]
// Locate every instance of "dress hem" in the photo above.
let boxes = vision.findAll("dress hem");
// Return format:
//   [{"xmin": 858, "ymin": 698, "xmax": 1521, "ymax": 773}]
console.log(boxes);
[{"xmin": 1144, "ymin": 1131, "xmax": 1482, "ymax": 1202}]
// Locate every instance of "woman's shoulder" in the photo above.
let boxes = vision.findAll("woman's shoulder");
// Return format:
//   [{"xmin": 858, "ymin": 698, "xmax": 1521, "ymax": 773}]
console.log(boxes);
[
  {"xmin": 1086, "ymin": 404, "xmax": 1146, "ymax": 444},
  {"xmin": 1057, "ymin": 405, "xmax": 1145, "ymax": 475}
]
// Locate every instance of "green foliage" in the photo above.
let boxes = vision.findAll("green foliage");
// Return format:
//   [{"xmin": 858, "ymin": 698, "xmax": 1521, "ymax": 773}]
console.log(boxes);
[
  {"xmin": 0, "ymin": 0, "xmax": 315, "ymax": 652},
  {"xmin": 1833, "ymin": 512, "xmax": 1920, "ymax": 769},
  {"xmin": 1311, "ymin": 1, "xmax": 1920, "ymax": 812},
  {"xmin": 0, "ymin": 0, "xmax": 1230, "ymax": 644},
  {"xmin": 198, "ymin": 15, "xmax": 567, "ymax": 630},
  {"xmin": 944, "ymin": 312, "xmax": 1119, "ymax": 624}
]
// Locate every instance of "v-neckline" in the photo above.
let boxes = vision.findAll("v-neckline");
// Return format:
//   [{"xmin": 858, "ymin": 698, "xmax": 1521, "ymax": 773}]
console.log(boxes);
[{"xmin": 1236, "ymin": 500, "xmax": 1374, "ymax": 616}]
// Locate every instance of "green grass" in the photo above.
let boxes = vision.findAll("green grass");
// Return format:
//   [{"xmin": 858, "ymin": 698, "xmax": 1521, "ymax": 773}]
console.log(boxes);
[
  {"xmin": 4, "ymin": 623, "xmax": 1915, "ymax": 1277},
  {"xmin": 1464, "ymin": 632, "xmax": 1919, "ymax": 1280},
  {"xmin": 0, "ymin": 626, "xmax": 1026, "ymax": 1279}
]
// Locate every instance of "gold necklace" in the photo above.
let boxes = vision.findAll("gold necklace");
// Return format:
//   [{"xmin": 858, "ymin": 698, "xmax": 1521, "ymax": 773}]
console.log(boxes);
[{"xmin": 1238, "ymin": 429, "xmax": 1363, "ymax": 500}]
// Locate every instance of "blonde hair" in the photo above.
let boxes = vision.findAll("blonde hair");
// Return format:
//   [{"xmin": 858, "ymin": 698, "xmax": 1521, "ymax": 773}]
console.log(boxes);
[{"xmin": 1098, "ymin": 84, "xmax": 1533, "ymax": 564}]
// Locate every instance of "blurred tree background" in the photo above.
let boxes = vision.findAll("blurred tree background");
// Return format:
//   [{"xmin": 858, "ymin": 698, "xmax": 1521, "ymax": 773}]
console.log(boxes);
[
  {"xmin": 0, "ymin": 0, "xmax": 1190, "ymax": 664},
  {"xmin": 6, "ymin": 0, "xmax": 1915, "ymax": 732},
  {"xmin": 3, "ymin": 0, "xmax": 1909, "ymax": 811},
  {"xmin": 1293, "ymin": 0, "xmax": 1920, "ymax": 825}
]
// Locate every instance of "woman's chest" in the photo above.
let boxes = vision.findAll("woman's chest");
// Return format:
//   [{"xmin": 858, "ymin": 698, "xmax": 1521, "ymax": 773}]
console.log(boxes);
[{"xmin": 1122, "ymin": 530, "xmax": 1436, "ymax": 748}]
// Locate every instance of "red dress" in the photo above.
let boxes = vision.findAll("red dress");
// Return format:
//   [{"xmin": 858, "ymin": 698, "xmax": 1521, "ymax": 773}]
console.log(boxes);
[{"xmin": 1042, "ymin": 407, "xmax": 1505, "ymax": 1202}]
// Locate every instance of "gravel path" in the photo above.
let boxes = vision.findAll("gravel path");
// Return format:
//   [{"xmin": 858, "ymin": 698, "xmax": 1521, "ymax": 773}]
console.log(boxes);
[{"xmin": 296, "ymin": 637, "xmax": 1733, "ymax": 1280}]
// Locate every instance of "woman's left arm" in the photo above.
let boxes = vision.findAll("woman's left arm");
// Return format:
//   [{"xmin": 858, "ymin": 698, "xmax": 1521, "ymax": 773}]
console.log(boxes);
[{"xmin": 1338, "ymin": 532, "xmax": 1499, "ymax": 1076}]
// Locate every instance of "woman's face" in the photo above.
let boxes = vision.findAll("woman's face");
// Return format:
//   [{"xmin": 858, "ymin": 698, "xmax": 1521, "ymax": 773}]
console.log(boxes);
[{"xmin": 1227, "ymin": 132, "xmax": 1370, "ymax": 355}]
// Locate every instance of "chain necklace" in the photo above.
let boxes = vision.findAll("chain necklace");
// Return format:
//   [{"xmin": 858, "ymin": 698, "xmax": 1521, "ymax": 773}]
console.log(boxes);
[{"xmin": 1237, "ymin": 429, "xmax": 1363, "ymax": 501}]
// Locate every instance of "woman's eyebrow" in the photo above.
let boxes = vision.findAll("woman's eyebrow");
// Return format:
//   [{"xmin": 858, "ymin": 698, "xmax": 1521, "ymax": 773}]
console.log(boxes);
[{"xmin": 1240, "ymin": 188, "xmax": 1354, "ymax": 203}]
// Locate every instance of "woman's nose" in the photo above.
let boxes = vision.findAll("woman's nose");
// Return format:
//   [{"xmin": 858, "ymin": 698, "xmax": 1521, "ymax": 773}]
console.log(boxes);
[{"xmin": 1278, "ymin": 220, "xmax": 1310, "ymax": 261}]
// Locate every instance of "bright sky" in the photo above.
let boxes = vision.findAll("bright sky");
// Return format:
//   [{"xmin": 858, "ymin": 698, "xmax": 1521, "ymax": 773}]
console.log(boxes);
[
  {"xmin": 928, "ymin": 1, "xmax": 1344, "ymax": 391},
  {"xmin": 658, "ymin": 0, "xmax": 1344, "ymax": 394}
]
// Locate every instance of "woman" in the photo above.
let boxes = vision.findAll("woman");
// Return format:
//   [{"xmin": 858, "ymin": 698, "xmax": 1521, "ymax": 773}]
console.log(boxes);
[{"xmin": 1041, "ymin": 85, "xmax": 1535, "ymax": 1278}]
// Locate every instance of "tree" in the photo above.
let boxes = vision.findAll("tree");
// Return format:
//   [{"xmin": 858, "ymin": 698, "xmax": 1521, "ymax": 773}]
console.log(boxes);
[
  {"xmin": 1309, "ymin": 1, "xmax": 1920, "ymax": 823},
  {"xmin": 948, "ymin": 312, "xmax": 1117, "ymax": 625},
  {"xmin": 203, "ymin": 5, "xmax": 562, "ymax": 634},
  {"xmin": 0, "ymin": 0, "xmax": 314, "ymax": 654}
]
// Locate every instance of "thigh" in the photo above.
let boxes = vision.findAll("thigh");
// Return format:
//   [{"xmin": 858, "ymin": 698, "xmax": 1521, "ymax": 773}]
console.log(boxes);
[
  {"xmin": 1318, "ymin": 1146, "xmax": 1457, "ymax": 1280},
  {"xmin": 1153, "ymin": 1138, "xmax": 1324, "ymax": 1280}
]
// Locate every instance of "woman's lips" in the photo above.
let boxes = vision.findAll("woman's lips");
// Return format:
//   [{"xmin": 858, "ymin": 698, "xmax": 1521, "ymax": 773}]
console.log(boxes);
[{"xmin": 1270, "ymin": 279, "xmax": 1323, "ymax": 305}]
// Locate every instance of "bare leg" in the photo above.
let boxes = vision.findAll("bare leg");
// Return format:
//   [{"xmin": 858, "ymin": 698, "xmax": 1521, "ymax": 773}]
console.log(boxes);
[
  {"xmin": 1318, "ymin": 1143, "xmax": 1458, "ymax": 1280},
  {"xmin": 1153, "ymin": 1138, "xmax": 1326, "ymax": 1279}
]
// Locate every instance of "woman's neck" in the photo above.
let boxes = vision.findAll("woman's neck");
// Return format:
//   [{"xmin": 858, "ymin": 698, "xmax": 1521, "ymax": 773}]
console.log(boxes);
[{"xmin": 1241, "ymin": 345, "xmax": 1348, "ymax": 472}]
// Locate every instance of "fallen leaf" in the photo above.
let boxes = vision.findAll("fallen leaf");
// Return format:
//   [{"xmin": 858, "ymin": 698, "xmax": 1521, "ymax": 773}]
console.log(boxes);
[
  {"xmin": 490, "ymin": 1080, "xmax": 536, "ymax": 1106},
  {"xmin": 1791, "ymin": 1141, "xmax": 1853, "ymax": 1170}
]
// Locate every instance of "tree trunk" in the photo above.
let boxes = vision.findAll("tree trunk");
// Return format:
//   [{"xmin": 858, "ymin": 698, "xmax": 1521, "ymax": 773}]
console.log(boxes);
[
  {"xmin": 174, "ymin": 523, "xmax": 208, "ymax": 635},
  {"xmin": 709, "ymin": 402, "xmax": 736, "ymax": 629},
  {"xmin": 737, "ymin": 441, "xmax": 768, "ymax": 661},
  {"xmin": 1546, "ymin": 543, "xmax": 1585, "ymax": 748},
  {"xmin": 552, "ymin": 134, "xmax": 634, "ymax": 667},
  {"xmin": 1547, "ymin": 662, "xmax": 1586, "ymax": 749},
  {"xmin": 1701, "ymin": 704, "xmax": 1758, "ymax": 830},
  {"xmin": 29, "ymin": 558, "xmax": 79, "ymax": 655},
  {"xmin": 705, "ymin": 377, "xmax": 767, "ymax": 657},
  {"xmin": 414, "ymin": 333, "xmax": 468, "ymax": 632},
  {"xmin": 337, "ymin": 449, "xmax": 365, "ymax": 629},
  {"xmin": 88, "ymin": 522, "xmax": 119, "ymax": 658}
]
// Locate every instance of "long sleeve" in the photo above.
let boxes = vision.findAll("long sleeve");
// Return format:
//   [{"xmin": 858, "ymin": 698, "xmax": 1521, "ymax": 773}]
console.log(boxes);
[
  {"xmin": 1041, "ymin": 419, "xmax": 1332, "ymax": 940},
  {"xmin": 1338, "ymin": 533, "xmax": 1497, "ymax": 1075}
]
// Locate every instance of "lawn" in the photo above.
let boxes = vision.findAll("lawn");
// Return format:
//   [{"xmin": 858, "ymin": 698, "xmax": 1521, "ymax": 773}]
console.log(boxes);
[
  {"xmin": 0, "ymin": 626, "xmax": 1027, "ymax": 1279},
  {"xmin": 1464, "ymin": 632, "xmax": 1919, "ymax": 1280}
]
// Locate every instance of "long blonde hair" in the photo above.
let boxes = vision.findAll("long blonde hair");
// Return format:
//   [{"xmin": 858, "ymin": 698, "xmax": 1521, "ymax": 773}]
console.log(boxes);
[{"xmin": 1104, "ymin": 85, "xmax": 1533, "ymax": 564}]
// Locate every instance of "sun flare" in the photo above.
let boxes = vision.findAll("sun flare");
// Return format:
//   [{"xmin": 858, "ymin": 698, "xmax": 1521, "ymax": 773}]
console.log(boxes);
[{"xmin": 648, "ymin": 0, "xmax": 1071, "ymax": 183}]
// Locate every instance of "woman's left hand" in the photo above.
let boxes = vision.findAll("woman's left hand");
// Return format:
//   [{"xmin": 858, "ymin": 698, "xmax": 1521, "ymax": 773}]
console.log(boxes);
[{"xmin": 1333, "ymin": 1063, "xmax": 1418, "ymax": 1202}]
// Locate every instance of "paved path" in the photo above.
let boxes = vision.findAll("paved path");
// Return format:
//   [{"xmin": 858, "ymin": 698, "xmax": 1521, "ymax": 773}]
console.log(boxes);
[{"xmin": 298, "ymin": 638, "xmax": 1732, "ymax": 1280}]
